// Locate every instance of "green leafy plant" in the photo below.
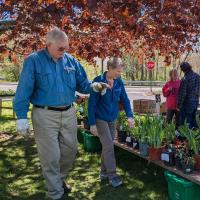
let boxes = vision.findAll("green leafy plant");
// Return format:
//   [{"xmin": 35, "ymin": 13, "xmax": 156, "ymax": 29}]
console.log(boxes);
[
  {"xmin": 129, "ymin": 126, "xmax": 139, "ymax": 138},
  {"xmin": 76, "ymin": 110, "xmax": 83, "ymax": 120},
  {"xmin": 179, "ymin": 121, "xmax": 200, "ymax": 155},
  {"xmin": 75, "ymin": 104, "xmax": 84, "ymax": 119},
  {"xmin": 164, "ymin": 122, "xmax": 176, "ymax": 145},
  {"xmin": 138, "ymin": 115, "xmax": 151, "ymax": 144},
  {"xmin": 116, "ymin": 111, "xmax": 128, "ymax": 131},
  {"xmin": 183, "ymin": 156, "xmax": 196, "ymax": 166},
  {"xmin": 175, "ymin": 147, "xmax": 185, "ymax": 160},
  {"xmin": 147, "ymin": 116, "xmax": 165, "ymax": 148}
]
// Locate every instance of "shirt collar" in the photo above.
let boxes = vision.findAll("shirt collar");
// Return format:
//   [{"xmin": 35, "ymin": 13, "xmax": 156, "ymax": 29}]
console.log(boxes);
[
  {"xmin": 44, "ymin": 48, "xmax": 52, "ymax": 59},
  {"xmin": 44, "ymin": 47, "xmax": 63, "ymax": 63},
  {"xmin": 102, "ymin": 71, "xmax": 121, "ymax": 81},
  {"xmin": 101, "ymin": 71, "xmax": 107, "ymax": 81}
]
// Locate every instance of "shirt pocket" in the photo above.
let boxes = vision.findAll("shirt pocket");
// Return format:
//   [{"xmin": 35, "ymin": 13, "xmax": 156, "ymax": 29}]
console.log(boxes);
[
  {"xmin": 63, "ymin": 70, "xmax": 76, "ymax": 90},
  {"xmin": 35, "ymin": 72, "xmax": 53, "ymax": 89}
]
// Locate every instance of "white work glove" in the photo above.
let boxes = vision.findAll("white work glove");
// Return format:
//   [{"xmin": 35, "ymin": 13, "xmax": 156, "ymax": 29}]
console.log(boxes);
[
  {"xmin": 90, "ymin": 125, "xmax": 98, "ymax": 136},
  {"xmin": 91, "ymin": 82, "xmax": 110, "ymax": 95},
  {"xmin": 16, "ymin": 119, "xmax": 30, "ymax": 137},
  {"xmin": 127, "ymin": 118, "xmax": 135, "ymax": 128}
]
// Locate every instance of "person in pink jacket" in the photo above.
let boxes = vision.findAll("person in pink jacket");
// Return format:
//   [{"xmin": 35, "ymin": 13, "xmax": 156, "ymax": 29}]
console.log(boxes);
[{"xmin": 162, "ymin": 69, "xmax": 181, "ymax": 129}]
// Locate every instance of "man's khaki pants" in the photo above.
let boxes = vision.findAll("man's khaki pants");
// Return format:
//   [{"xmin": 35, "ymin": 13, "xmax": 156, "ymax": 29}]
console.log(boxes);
[{"xmin": 32, "ymin": 106, "xmax": 77, "ymax": 199}]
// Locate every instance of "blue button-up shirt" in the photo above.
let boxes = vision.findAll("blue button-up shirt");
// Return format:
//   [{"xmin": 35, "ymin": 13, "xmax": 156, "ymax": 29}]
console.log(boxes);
[{"xmin": 13, "ymin": 49, "xmax": 92, "ymax": 119}]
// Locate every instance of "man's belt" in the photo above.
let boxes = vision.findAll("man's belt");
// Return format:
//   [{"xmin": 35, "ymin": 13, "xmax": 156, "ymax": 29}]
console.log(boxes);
[{"xmin": 34, "ymin": 104, "xmax": 73, "ymax": 111}]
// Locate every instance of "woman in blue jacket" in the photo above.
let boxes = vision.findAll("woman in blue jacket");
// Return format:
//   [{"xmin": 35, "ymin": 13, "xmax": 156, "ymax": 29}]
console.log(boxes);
[{"xmin": 88, "ymin": 57, "xmax": 134, "ymax": 188}]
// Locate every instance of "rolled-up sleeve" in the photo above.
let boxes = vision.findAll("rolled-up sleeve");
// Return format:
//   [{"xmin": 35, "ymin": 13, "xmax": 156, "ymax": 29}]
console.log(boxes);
[{"xmin": 13, "ymin": 56, "xmax": 35, "ymax": 119}]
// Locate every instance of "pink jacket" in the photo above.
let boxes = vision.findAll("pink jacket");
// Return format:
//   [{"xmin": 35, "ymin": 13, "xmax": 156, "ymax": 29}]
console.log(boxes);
[{"xmin": 162, "ymin": 80, "xmax": 180, "ymax": 110}]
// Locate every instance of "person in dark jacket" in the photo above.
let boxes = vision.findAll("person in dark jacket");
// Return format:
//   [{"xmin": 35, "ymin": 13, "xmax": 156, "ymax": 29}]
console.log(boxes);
[
  {"xmin": 88, "ymin": 57, "xmax": 134, "ymax": 188},
  {"xmin": 177, "ymin": 62, "xmax": 200, "ymax": 129}
]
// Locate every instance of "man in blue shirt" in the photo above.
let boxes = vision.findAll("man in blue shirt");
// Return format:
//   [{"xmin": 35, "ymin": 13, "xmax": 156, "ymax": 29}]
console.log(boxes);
[
  {"xmin": 88, "ymin": 57, "xmax": 134, "ymax": 188},
  {"xmin": 13, "ymin": 27, "xmax": 108, "ymax": 200}
]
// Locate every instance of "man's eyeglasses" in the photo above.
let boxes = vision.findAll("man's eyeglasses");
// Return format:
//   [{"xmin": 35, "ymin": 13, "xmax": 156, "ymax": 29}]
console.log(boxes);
[{"xmin": 57, "ymin": 46, "xmax": 68, "ymax": 52}]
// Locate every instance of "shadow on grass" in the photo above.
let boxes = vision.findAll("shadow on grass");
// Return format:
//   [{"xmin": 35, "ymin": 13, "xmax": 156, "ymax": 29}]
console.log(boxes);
[
  {"xmin": 0, "ymin": 136, "xmax": 46, "ymax": 200},
  {"xmin": 0, "ymin": 134, "xmax": 168, "ymax": 200}
]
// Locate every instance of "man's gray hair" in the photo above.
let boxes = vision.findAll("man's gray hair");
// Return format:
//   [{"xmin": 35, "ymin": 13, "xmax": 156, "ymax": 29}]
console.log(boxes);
[
  {"xmin": 46, "ymin": 27, "xmax": 68, "ymax": 44},
  {"xmin": 107, "ymin": 57, "xmax": 124, "ymax": 70}
]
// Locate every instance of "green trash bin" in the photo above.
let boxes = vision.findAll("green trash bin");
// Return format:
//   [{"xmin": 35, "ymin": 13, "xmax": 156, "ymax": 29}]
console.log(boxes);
[
  {"xmin": 83, "ymin": 131, "xmax": 102, "ymax": 153},
  {"xmin": 164, "ymin": 171, "xmax": 198, "ymax": 200}
]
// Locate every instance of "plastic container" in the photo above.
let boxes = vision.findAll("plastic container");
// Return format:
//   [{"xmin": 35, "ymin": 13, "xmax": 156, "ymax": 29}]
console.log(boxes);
[
  {"xmin": 148, "ymin": 147, "xmax": 163, "ymax": 161},
  {"xmin": 117, "ymin": 130, "xmax": 127, "ymax": 143},
  {"xmin": 83, "ymin": 131, "xmax": 102, "ymax": 153},
  {"xmin": 139, "ymin": 142, "xmax": 149, "ymax": 157},
  {"xmin": 77, "ymin": 128, "xmax": 85, "ymax": 144},
  {"xmin": 164, "ymin": 171, "xmax": 198, "ymax": 200}
]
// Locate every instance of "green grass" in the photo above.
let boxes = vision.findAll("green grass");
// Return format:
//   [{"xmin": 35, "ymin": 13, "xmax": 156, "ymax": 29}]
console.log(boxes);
[{"xmin": 0, "ymin": 102, "xmax": 168, "ymax": 200}]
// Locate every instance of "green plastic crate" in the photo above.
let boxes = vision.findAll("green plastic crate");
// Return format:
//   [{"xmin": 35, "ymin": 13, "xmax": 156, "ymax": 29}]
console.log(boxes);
[
  {"xmin": 83, "ymin": 131, "xmax": 102, "ymax": 153},
  {"xmin": 164, "ymin": 171, "xmax": 200, "ymax": 200},
  {"xmin": 77, "ymin": 128, "xmax": 84, "ymax": 144}
]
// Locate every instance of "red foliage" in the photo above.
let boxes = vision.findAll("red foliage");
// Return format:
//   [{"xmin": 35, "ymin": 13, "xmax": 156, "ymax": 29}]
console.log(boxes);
[{"xmin": 0, "ymin": 0, "xmax": 199, "ymax": 62}]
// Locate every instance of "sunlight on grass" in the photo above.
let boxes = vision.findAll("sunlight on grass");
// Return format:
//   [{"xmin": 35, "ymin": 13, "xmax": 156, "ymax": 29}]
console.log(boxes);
[{"xmin": 0, "ymin": 102, "xmax": 169, "ymax": 200}]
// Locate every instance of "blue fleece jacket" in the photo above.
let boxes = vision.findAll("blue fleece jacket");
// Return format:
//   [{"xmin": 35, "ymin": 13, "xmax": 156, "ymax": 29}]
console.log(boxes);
[{"xmin": 88, "ymin": 72, "xmax": 133, "ymax": 125}]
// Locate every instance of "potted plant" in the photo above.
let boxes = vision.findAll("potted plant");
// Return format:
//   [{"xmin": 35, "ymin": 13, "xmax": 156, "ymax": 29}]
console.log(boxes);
[
  {"xmin": 125, "ymin": 125, "xmax": 139, "ymax": 149},
  {"xmin": 193, "ymin": 116, "xmax": 200, "ymax": 170},
  {"xmin": 182, "ymin": 156, "xmax": 196, "ymax": 175},
  {"xmin": 174, "ymin": 142, "xmax": 196, "ymax": 174},
  {"xmin": 125, "ymin": 127, "xmax": 133, "ymax": 147},
  {"xmin": 116, "ymin": 111, "xmax": 127, "ymax": 143},
  {"xmin": 83, "ymin": 130, "xmax": 102, "ymax": 153},
  {"xmin": 148, "ymin": 117, "xmax": 165, "ymax": 161},
  {"xmin": 164, "ymin": 122, "xmax": 176, "ymax": 146},
  {"xmin": 124, "ymin": 118, "xmax": 136, "ymax": 147},
  {"xmin": 131, "ymin": 126, "xmax": 139, "ymax": 150},
  {"xmin": 179, "ymin": 120, "xmax": 200, "ymax": 170},
  {"xmin": 138, "ymin": 116, "xmax": 150, "ymax": 157},
  {"xmin": 161, "ymin": 123, "xmax": 176, "ymax": 166},
  {"xmin": 175, "ymin": 147, "xmax": 185, "ymax": 170},
  {"xmin": 130, "ymin": 116, "xmax": 140, "ymax": 150}
]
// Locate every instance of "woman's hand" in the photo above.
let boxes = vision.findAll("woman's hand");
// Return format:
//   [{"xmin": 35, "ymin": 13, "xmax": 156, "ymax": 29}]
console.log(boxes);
[
  {"xmin": 128, "ymin": 118, "xmax": 135, "ymax": 128},
  {"xmin": 75, "ymin": 95, "xmax": 86, "ymax": 104},
  {"xmin": 90, "ymin": 125, "xmax": 98, "ymax": 136}
]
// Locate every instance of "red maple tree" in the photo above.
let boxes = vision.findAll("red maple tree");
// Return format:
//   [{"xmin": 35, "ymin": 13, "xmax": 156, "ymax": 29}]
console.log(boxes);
[{"xmin": 0, "ymin": 0, "xmax": 199, "ymax": 62}]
